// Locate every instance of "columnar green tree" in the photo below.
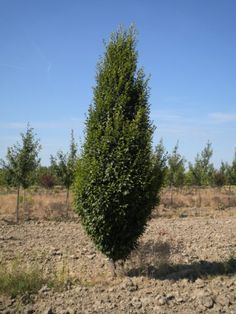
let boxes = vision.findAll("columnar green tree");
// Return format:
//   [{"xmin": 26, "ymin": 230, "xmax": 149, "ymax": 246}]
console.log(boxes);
[
  {"xmin": 74, "ymin": 27, "xmax": 161, "ymax": 266},
  {"xmin": 51, "ymin": 130, "xmax": 78, "ymax": 213},
  {"xmin": 0, "ymin": 125, "xmax": 41, "ymax": 222}
]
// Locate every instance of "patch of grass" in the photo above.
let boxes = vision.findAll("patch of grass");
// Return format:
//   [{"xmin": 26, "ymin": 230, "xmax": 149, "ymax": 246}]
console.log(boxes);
[
  {"xmin": 0, "ymin": 258, "xmax": 78, "ymax": 297},
  {"xmin": 0, "ymin": 260, "xmax": 46, "ymax": 297}
]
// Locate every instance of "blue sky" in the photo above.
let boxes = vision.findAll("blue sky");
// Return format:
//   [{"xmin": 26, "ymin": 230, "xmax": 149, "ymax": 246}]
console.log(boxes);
[{"xmin": 0, "ymin": 0, "xmax": 235, "ymax": 167}]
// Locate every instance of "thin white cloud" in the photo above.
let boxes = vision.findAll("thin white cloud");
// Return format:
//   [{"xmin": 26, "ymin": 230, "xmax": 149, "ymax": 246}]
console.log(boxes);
[
  {"xmin": 0, "ymin": 63, "xmax": 25, "ymax": 71},
  {"xmin": 209, "ymin": 112, "xmax": 236, "ymax": 123},
  {"xmin": 151, "ymin": 109, "xmax": 225, "ymax": 138}
]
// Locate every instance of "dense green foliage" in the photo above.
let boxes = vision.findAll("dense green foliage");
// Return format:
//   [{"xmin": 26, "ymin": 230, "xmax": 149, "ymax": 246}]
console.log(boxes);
[{"xmin": 74, "ymin": 27, "xmax": 161, "ymax": 262}]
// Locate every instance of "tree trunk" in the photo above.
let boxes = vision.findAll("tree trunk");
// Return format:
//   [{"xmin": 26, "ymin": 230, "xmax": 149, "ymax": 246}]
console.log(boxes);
[
  {"xmin": 23, "ymin": 189, "xmax": 26, "ymax": 220},
  {"xmin": 23, "ymin": 189, "xmax": 29, "ymax": 221},
  {"xmin": 109, "ymin": 259, "xmax": 117, "ymax": 278},
  {"xmin": 198, "ymin": 187, "xmax": 202, "ymax": 215},
  {"xmin": 117, "ymin": 260, "xmax": 125, "ymax": 277},
  {"xmin": 170, "ymin": 185, "xmax": 173, "ymax": 207},
  {"xmin": 16, "ymin": 186, "xmax": 20, "ymax": 223},
  {"xmin": 66, "ymin": 188, "xmax": 69, "ymax": 216}
]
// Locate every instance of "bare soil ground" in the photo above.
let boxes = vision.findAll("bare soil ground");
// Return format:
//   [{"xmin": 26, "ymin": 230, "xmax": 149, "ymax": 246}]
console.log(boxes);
[{"xmin": 0, "ymin": 187, "xmax": 235, "ymax": 313}]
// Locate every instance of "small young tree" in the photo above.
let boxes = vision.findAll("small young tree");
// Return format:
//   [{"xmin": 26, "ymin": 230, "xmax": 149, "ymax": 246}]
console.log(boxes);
[
  {"xmin": 51, "ymin": 130, "xmax": 78, "ymax": 213},
  {"xmin": 188, "ymin": 141, "xmax": 214, "ymax": 186},
  {"xmin": 228, "ymin": 149, "xmax": 236, "ymax": 186},
  {"xmin": 213, "ymin": 162, "xmax": 228, "ymax": 187},
  {"xmin": 0, "ymin": 125, "xmax": 41, "ymax": 222},
  {"xmin": 165, "ymin": 142, "xmax": 185, "ymax": 206},
  {"xmin": 166, "ymin": 142, "xmax": 185, "ymax": 188},
  {"xmin": 74, "ymin": 26, "xmax": 161, "ymax": 269},
  {"xmin": 152, "ymin": 139, "xmax": 168, "ymax": 192}
]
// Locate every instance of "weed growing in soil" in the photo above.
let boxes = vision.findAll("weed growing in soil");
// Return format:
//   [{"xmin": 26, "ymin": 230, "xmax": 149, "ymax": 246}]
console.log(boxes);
[
  {"xmin": 0, "ymin": 258, "xmax": 77, "ymax": 297},
  {"xmin": 48, "ymin": 260, "xmax": 76, "ymax": 291},
  {"xmin": 0, "ymin": 260, "xmax": 46, "ymax": 297}
]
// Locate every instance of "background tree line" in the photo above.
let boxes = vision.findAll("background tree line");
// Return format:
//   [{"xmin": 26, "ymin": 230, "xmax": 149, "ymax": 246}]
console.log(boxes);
[
  {"xmin": 0, "ymin": 128, "xmax": 235, "ymax": 194},
  {"xmin": 155, "ymin": 140, "xmax": 236, "ymax": 188}
]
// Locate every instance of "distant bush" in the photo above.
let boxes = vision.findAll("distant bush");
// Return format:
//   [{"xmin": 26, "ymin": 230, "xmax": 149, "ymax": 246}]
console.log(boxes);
[{"xmin": 39, "ymin": 173, "xmax": 56, "ymax": 189}]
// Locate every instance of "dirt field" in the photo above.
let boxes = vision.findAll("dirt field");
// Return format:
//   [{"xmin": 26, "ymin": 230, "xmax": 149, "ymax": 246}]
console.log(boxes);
[{"xmin": 0, "ymin": 188, "xmax": 236, "ymax": 313}]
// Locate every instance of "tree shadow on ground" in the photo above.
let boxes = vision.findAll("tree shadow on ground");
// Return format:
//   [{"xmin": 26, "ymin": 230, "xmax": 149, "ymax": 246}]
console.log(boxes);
[
  {"xmin": 127, "ymin": 258, "xmax": 236, "ymax": 281},
  {"xmin": 125, "ymin": 240, "xmax": 236, "ymax": 281}
]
